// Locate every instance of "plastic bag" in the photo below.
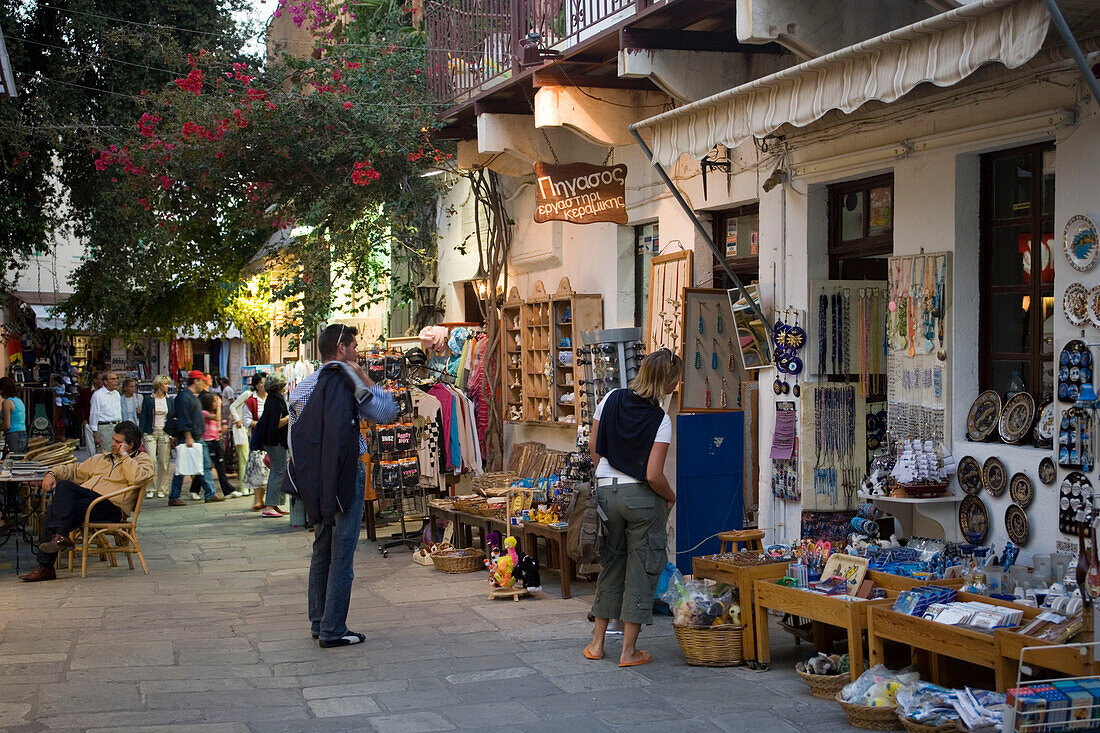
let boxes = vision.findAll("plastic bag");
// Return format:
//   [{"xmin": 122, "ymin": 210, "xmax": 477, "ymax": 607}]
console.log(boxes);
[
  {"xmin": 841, "ymin": 664, "xmax": 920, "ymax": 706},
  {"xmin": 663, "ymin": 577, "xmax": 739, "ymax": 627},
  {"xmin": 174, "ymin": 443, "xmax": 203, "ymax": 476}
]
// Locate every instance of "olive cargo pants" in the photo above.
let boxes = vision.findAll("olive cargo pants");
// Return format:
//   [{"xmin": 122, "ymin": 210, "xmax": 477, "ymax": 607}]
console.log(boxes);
[{"xmin": 590, "ymin": 479, "xmax": 669, "ymax": 625}]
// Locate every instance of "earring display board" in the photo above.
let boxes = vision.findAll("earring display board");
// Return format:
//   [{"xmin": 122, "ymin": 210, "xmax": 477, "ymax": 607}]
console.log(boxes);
[
  {"xmin": 885, "ymin": 252, "xmax": 952, "ymax": 449},
  {"xmin": 646, "ymin": 250, "xmax": 693, "ymax": 358},
  {"xmin": 808, "ymin": 280, "xmax": 888, "ymax": 396},
  {"xmin": 799, "ymin": 382, "xmax": 868, "ymax": 511},
  {"xmin": 501, "ymin": 287, "xmax": 524, "ymax": 422},
  {"xmin": 680, "ymin": 288, "xmax": 741, "ymax": 412}
]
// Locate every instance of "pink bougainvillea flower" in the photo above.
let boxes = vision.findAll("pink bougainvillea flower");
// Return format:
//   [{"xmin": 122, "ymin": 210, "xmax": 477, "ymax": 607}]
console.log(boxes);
[
  {"xmin": 343, "ymin": 101, "xmax": 353, "ymax": 109},
  {"xmin": 174, "ymin": 67, "xmax": 204, "ymax": 96}
]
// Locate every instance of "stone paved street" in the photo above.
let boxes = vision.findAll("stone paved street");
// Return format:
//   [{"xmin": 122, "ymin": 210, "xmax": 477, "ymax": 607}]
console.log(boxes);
[{"xmin": 0, "ymin": 498, "xmax": 858, "ymax": 732}]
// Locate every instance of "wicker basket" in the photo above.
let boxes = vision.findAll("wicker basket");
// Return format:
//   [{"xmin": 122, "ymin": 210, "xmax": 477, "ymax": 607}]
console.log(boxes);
[
  {"xmin": 897, "ymin": 715, "xmax": 957, "ymax": 733},
  {"xmin": 796, "ymin": 668, "xmax": 849, "ymax": 699},
  {"xmin": 835, "ymin": 692, "xmax": 904, "ymax": 731},
  {"xmin": 672, "ymin": 623, "xmax": 744, "ymax": 667},
  {"xmin": 431, "ymin": 548, "xmax": 485, "ymax": 573}
]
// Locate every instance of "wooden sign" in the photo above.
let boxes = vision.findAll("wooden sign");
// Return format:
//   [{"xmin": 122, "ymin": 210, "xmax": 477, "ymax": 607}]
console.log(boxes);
[{"xmin": 534, "ymin": 162, "xmax": 627, "ymax": 225}]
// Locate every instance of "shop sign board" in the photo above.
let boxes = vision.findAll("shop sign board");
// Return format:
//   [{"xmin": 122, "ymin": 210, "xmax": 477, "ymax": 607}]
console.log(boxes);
[{"xmin": 534, "ymin": 162, "xmax": 627, "ymax": 225}]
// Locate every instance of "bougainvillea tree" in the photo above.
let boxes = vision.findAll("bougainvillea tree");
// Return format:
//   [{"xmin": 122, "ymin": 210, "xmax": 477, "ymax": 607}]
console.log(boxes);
[{"xmin": 58, "ymin": 0, "xmax": 448, "ymax": 341}]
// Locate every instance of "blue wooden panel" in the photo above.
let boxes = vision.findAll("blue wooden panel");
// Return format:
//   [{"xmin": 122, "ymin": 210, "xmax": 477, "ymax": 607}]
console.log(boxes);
[{"xmin": 674, "ymin": 411, "xmax": 744, "ymax": 574}]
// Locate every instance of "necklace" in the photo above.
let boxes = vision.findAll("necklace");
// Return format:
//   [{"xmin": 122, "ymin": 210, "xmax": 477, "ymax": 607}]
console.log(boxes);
[
  {"xmin": 698, "ymin": 302, "xmax": 707, "ymax": 335},
  {"xmin": 818, "ymin": 293, "xmax": 828, "ymax": 376},
  {"xmin": 711, "ymin": 338, "xmax": 719, "ymax": 370},
  {"xmin": 841, "ymin": 289, "xmax": 851, "ymax": 375},
  {"xmin": 694, "ymin": 337, "xmax": 703, "ymax": 369},
  {"xmin": 728, "ymin": 338, "xmax": 736, "ymax": 372},
  {"xmin": 720, "ymin": 377, "xmax": 729, "ymax": 408}
]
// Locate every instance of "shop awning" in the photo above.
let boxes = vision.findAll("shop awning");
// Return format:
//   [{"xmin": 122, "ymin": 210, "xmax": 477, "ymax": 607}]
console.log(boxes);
[
  {"xmin": 29, "ymin": 304, "xmax": 70, "ymax": 330},
  {"xmin": 634, "ymin": 0, "xmax": 1051, "ymax": 167}
]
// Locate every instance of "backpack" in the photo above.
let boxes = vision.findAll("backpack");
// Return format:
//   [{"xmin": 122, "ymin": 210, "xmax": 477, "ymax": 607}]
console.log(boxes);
[{"xmin": 565, "ymin": 487, "xmax": 601, "ymax": 565}]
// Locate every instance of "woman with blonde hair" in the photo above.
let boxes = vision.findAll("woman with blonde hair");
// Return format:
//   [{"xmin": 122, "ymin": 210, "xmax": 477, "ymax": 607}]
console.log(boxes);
[
  {"xmin": 583, "ymin": 348, "xmax": 682, "ymax": 668},
  {"xmin": 138, "ymin": 375, "xmax": 175, "ymax": 499}
]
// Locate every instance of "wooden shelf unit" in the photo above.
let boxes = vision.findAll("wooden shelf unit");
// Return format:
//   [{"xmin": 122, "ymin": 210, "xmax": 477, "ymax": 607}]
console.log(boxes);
[
  {"xmin": 501, "ymin": 287, "xmax": 523, "ymax": 422},
  {"xmin": 549, "ymin": 279, "xmax": 602, "ymax": 426},
  {"xmin": 522, "ymin": 281, "xmax": 552, "ymax": 422}
]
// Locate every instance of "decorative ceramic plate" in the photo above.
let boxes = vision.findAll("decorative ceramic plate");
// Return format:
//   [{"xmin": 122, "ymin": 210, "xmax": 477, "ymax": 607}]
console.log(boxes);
[
  {"xmin": 983, "ymin": 456, "xmax": 1008, "ymax": 496},
  {"xmin": 999, "ymin": 392, "xmax": 1036, "ymax": 445},
  {"xmin": 1005, "ymin": 504, "xmax": 1030, "ymax": 546},
  {"xmin": 1065, "ymin": 214, "xmax": 1099, "ymax": 272},
  {"xmin": 1039, "ymin": 456, "xmax": 1057, "ymax": 485},
  {"xmin": 1064, "ymin": 283, "xmax": 1090, "ymax": 327},
  {"xmin": 967, "ymin": 390, "xmax": 1002, "ymax": 441},
  {"xmin": 1090, "ymin": 286, "xmax": 1100, "ymax": 329},
  {"xmin": 959, "ymin": 495, "xmax": 989, "ymax": 544},
  {"xmin": 1009, "ymin": 472, "xmax": 1034, "ymax": 508},
  {"xmin": 1034, "ymin": 401, "xmax": 1055, "ymax": 448},
  {"xmin": 957, "ymin": 455, "xmax": 983, "ymax": 495}
]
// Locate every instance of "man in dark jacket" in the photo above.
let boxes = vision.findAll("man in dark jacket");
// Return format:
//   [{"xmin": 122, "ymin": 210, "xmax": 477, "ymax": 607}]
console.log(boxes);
[
  {"xmin": 287, "ymin": 324, "xmax": 397, "ymax": 648},
  {"xmin": 167, "ymin": 370, "xmax": 223, "ymax": 505}
]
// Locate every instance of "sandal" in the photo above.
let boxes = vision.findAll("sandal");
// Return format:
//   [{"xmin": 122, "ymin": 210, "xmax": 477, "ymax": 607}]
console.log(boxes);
[
  {"xmin": 618, "ymin": 651, "xmax": 653, "ymax": 668},
  {"xmin": 252, "ymin": 503, "xmax": 264, "ymax": 511},
  {"xmin": 261, "ymin": 508, "xmax": 285, "ymax": 517}
]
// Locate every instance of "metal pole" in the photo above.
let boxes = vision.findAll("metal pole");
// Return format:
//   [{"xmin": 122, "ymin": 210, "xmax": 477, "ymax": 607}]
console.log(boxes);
[
  {"xmin": 628, "ymin": 124, "xmax": 774, "ymax": 340},
  {"xmin": 1042, "ymin": 0, "xmax": 1100, "ymax": 112}
]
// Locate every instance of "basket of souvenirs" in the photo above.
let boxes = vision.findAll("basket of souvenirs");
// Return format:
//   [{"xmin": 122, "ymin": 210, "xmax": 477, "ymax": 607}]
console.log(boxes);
[
  {"xmin": 835, "ymin": 664, "xmax": 919, "ymax": 731},
  {"xmin": 794, "ymin": 653, "xmax": 850, "ymax": 699},
  {"xmin": 663, "ymin": 578, "xmax": 743, "ymax": 666},
  {"xmin": 430, "ymin": 546, "xmax": 485, "ymax": 574}
]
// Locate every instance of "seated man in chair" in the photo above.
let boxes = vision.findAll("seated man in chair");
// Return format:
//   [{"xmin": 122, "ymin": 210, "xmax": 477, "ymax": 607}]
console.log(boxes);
[{"xmin": 20, "ymin": 421, "xmax": 153, "ymax": 582}]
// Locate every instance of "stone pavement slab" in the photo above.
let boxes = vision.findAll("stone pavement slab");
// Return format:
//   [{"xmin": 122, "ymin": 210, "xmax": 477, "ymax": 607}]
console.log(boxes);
[{"xmin": 0, "ymin": 496, "xmax": 861, "ymax": 732}]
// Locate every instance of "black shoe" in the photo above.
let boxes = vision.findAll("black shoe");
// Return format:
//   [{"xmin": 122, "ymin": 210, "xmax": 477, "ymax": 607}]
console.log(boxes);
[{"xmin": 318, "ymin": 632, "xmax": 365, "ymax": 648}]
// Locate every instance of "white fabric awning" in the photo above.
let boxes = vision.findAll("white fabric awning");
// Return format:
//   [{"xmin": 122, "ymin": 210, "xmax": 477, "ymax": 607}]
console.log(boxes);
[
  {"xmin": 30, "ymin": 305, "xmax": 78, "ymax": 331},
  {"xmin": 634, "ymin": 0, "xmax": 1051, "ymax": 167}
]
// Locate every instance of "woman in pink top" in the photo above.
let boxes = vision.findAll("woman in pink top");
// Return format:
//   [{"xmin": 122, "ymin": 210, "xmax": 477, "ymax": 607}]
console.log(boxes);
[{"xmin": 200, "ymin": 392, "xmax": 238, "ymax": 499}]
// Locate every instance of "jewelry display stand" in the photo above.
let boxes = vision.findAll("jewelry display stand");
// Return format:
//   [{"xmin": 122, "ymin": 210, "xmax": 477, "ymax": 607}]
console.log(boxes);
[
  {"xmin": 680, "ymin": 288, "xmax": 741, "ymax": 412},
  {"xmin": 579, "ymin": 328, "xmax": 645, "ymax": 416},
  {"xmin": 799, "ymin": 382, "xmax": 868, "ymax": 511},
  {"xmin": 647, "ymin": 250, "xmax": 693, "ymax": 358},
  {"xmin": 807, "ymin": 279, "xmax": 888, "ymax": 396}
]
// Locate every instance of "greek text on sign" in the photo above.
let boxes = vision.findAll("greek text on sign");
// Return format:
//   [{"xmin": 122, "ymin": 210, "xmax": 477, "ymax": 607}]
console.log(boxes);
[{"xmin": 534, "ymin": 162, "xmax": 628, "ymax": 225}]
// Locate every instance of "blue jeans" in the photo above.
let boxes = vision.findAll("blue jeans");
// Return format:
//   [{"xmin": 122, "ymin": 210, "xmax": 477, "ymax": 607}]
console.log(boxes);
[
  {"xmin": 168, "ymin": 442, "xmax": 216, "ymax": 501},
  {"xmin": 308, "ymin": 462, "xmax": 365, "ymax": 641},
  {"xmin": 5, "ymin": 430, "xmax": 28, "ymax": 455},
  {"xmin": 264, "ymin": 444, "xmax": 288, "ymax": 507}
]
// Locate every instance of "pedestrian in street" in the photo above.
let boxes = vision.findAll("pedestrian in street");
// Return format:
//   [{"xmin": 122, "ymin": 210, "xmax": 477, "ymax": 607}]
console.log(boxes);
[
  {"xmin": 0, "ymin": 376, "xmax": 28, "ymax": 455},
  {"xmin": 167, "ymin": 370, "xmax": 224, "ymax": 506},
  {"xmin": 255, "ymin": 372, "xmax": 289, "ymax": 517},
  {"xmin": 288, "ymin": 323, "xmax": 397, "ymax": 647},
  {"xmin": 17, "ymin": 421, "xmax": 153, "ymax": 582},
  {"xmin": 139, "ymin": 375, "xmax": 174, "ymax": 499},
  {"xmin": 583, "ymin": 348, "xmax": 681, "ymax": 668},
  {"xmin": 120, "ymin": 377, "xmax": 140, "ymax": 425},
  {"xmin": 76, "ymin": 371, "xmax": 103, "ymax": 452},
  {"xmin": 89, "ymin": 371, "xmax": 122, "ymax": 454},
  {"xmin": 218, "ymin": 377, "xmax": 235, "ymax": 432},
  {"xmin": 200, "ymin": 391, "xmax": 238, "ymax": 498},
  {"xmin": 231, "ymin": 373, "xmax": 269, "ymax": 508}
]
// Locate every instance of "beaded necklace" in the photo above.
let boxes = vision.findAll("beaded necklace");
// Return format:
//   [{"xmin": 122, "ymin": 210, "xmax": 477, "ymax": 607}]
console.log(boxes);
[
  {"xmin": 818, "ymin": 293, "xmax": 828, "ymax": 376},
  {"xmin": 841, "ymin": 289, "xmax": 851, "ymax": 374}
]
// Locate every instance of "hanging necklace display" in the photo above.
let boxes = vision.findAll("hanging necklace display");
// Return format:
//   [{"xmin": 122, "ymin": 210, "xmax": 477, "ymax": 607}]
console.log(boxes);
[
  {"xmin": 728, "ymin": 338, "xmax": 736, "ymax": 372},
  {"xmin": 932, "ymin": 254, "xmax": 947, "ymax": 361},
  {"xmin": 720, "ymin": 377, "xmax": 728, "ymax": 408},
  {"xmin": 716, "ymin": 308, "xmax": 724, "ymax": 334},
  {"xmin": 831, "ymin": 293, "xmax": 842, "ymax": 374},
  {"xmin": 698, "ymin": 302, "xmax": 707, "ymax": 335},
  {"xmin": 818, "ymin": 293, "xmax": 828, "ymax": 376},
  {"xmin": 841, "ymin": 289, "xmax": 851, "ymax": 374},
  {"xmin": 772, "ymin": 309, "xmax": 804, "ymax": 396},
  {"xmin": 694, "ymin": 338, "xmax": 703, "ymax": 370},
  {"xmin": 704, "ymin": 377, "xmax": 712, "ymax": 408},
  {"xmin": 1058, "ymin": 340, "xmax": 1093, "ymax": 403},
  {"xmin": 711, "ymin": 338, "xmax": 719, "ymax": 370},
  {"xmin": 922, "ymin": 256, "xmax": 936, "ymax": 354}
]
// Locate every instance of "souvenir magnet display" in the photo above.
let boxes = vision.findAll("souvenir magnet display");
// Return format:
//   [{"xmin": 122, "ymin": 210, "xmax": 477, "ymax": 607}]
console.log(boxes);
[
  {"xmin": 958, "ymin": 495, "xmax": 989, "ymax": 544},
  {"xmin": 983, "ymin": 456, "xmax": 1008, "ymax": 497},
  {"xmin": 1058, "ymin": 407, "xmax": 1095, "ymax": 471},
  {"xmin": 1064, "ymin": 214, "xmax": 1099, "ymax": 272},
  {"xmin": 966, "ymin": 390, "xmax": 1001, "ymax": 442},
  {"xmin": 1059, "ymin": 472, "xmax": 1094, "ymax": 537},
  {"xmin": 1057, "ymin": 340, "xmax": 1093, "ymax": 404},
  {"xmin": 957, "ymin": 455, "xmax": 982, "ymax": 495},
  {"xmin": 1005, "ymin": 504, "xmax": 1030, "ymax": 546},
  {"xmin": 998, "ymin": 392, "xmax": 1036, "ymax": 445},
  {"xmin": 1009, "ymin": 472, "xmax": 1034, "ymax": 508}
]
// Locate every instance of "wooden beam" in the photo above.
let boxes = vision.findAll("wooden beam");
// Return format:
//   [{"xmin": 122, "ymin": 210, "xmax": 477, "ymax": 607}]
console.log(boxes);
[
  {"xmin": 432, "ymin": 125, "xmax": 477, "ymax": 140},
  {"xmin": 474, "ymin": 99, "xmax": 532, "ymax": 116},
  {"xmin": 620, "ymin": 28, "xmax": 787, "ymax": 54},
  {"xmin": 532, "ymin": 71, "xmax": 657, "ymax": 90}
]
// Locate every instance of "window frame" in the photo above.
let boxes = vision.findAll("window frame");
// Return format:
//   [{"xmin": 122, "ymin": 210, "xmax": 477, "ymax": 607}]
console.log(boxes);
[
  {"xmin": 710, "ymin": 203, "xmax": 760, "ymax": 290},
  {"xmin": 634, "ymin": 221, "xmax": 659, "ymax": 328},
  {"xmin": 978, "ymin": 141, "xmax": 1055, "ymax": 403},
  {"xmin": 828, "ymin": 174, "xmax": 894, "ymax": 280}
]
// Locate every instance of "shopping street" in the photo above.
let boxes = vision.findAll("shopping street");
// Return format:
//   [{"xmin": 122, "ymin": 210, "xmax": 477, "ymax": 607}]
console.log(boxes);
[{"xmin": 0, "ymin": 500, "xmax": 850, "ymax": 733}]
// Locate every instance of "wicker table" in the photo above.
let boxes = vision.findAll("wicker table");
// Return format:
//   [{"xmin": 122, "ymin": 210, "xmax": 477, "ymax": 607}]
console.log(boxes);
[
  {"xmin": 521, "ymin": 521, "xmax": 574, "ymax": 600},
  {"xmin": 692, "ymin": 555, "xmax": 789, "ymax": 665},
  {"xmin": 866, "ymin": 593, "xmax": 1041, "ymax": 691},
  {"xmin": 753, "ymin": 579, "xmax": 895, "ymax": 679}
]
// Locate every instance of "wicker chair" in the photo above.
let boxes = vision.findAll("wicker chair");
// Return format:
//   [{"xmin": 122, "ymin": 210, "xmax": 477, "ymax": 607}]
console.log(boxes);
[{"xmin": 65, "ymin": 483, "xmax": 150, "ymax": 577}]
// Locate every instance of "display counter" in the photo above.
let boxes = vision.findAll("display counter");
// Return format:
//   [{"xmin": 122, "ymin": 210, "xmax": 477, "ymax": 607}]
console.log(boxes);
[{"xmin": 692, "ymin": 555, "xmax": 789, "ymax": 664}]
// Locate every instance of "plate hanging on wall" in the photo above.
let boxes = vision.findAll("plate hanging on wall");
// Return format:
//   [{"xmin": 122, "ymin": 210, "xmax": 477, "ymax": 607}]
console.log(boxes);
[
  {"xmin": 1064, "ymin": 214, "xmax": 1099, "ymax": 272},
  {"xmin": 966, "ymin": 391, "xmax": 1002, "ymax": 442},
  {"xmin": 999, "ymin": 392, "xmax": 1036, "ymax": 445},
  {"xmin": 959, "ymin": 495, "xmax": 989, "ymax": 544},
  {"xmin": 1005, "ymin": 504, "xmax": 1030, "ymax": 546},
  {"xmin": 957, "ymin": 456, "xmax": 983, "ymax": 495},
  {"xmin": 1033, "ymin": 401, "xmax": 1055, "ymax": 448},
  {"xmin": 1064, "ymin": 283, "xmax": 1090, "ymax": 327},
  {"xmin": 1009, "ymin": 472, "xmax": 1034, "ymax": 508},
  {"xmin": 983, "ymin": 456, "xmax": 1008, "ymax": 497},
  {"xmin": 1038, "ymin": 456, "xmax": 1057, "ymax": 485},
  {"xmin": 1089, "ymin": 285, "xmax": 1100, "ymax": 329}
]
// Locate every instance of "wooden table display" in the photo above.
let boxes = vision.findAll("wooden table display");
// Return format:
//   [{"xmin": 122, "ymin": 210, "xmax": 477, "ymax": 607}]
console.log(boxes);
[
  {"xmin": 865, "ymin": 571, "xmax": 966, "ymax": 593},
  {"xmin": 521, "ymin": 521, "xmax": 575, "ymax": 599},
  {"xmin": 753, "ymin": 579, "xmax": 896, "ymax": 679},
  {"xmin": 993, "ymin": 627, "xmax": 1098, "ymax": 691},
  {"xmin": 692, "ymin": 555, "xmax": 789, "ymax": 665},
  {"xmin": 866, "ymin": 592, "xmax": 1042, "ymax": 691}
]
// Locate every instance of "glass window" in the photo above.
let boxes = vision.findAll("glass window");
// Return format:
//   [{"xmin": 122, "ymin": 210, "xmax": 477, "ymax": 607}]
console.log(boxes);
[
  {"xmin": 980, "ymin": 142, "xmax": 1055, "ymax": 403},
  {"xmin": 712, "ymin": 204, "xmax": 759, "ymax": 291},
  {"xmin": 840, "ymin": 191, "xmax": 865, "ymax": 241},
  {"xmin": 828, "ymin": 175, "xmax": 893, "ymax": 281}
]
